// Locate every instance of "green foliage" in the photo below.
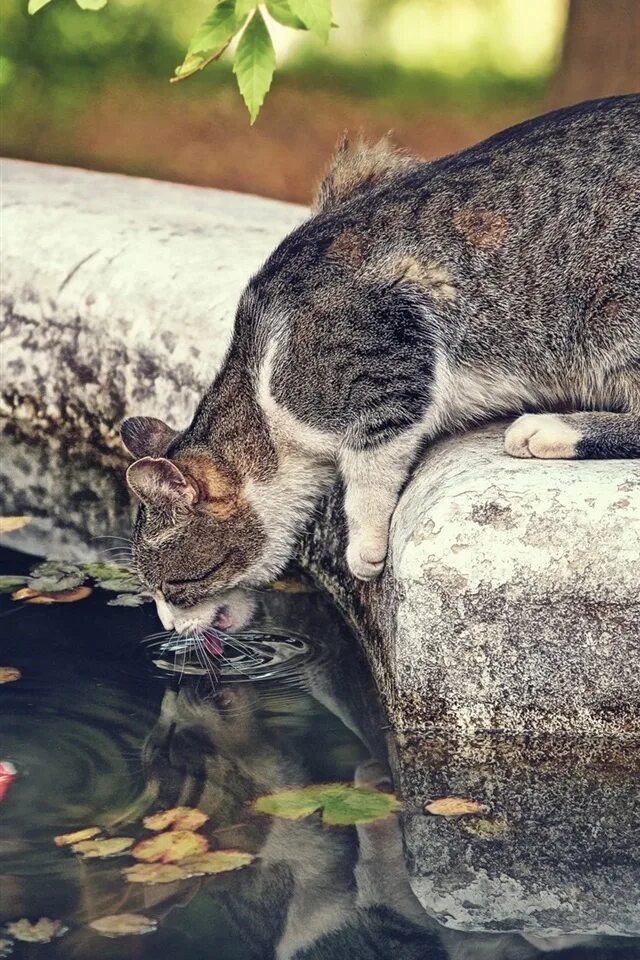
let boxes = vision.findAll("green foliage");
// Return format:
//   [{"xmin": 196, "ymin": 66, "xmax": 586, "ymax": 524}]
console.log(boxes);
[
  {"xmin": 253, "ymin": 782, "xmax": 400, "ymax": 826},
  {"xmin": 28, "ymin": 0, "xmax": 334, "ymax": 122}
]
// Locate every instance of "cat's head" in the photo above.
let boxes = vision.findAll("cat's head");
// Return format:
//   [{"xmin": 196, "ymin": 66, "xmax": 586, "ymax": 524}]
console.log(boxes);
[{"xmin": 120, "ymin": 415, "xmax": 265, "ymax": 633}]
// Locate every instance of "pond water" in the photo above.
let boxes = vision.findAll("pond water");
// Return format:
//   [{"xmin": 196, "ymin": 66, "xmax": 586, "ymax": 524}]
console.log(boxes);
[{"xmin": 0, "ymin": 434, "xmax": 639, "ymax": 960}]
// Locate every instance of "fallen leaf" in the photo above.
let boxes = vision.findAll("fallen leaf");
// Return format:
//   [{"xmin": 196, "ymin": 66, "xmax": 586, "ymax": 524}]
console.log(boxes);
[
  {"xmin": 253, "ymin": 783, "xmax": 399, "ymax": 826},
  {"xmin": 123, "ymin": 863, "xmax": 189, "ymax": 885},
  {"xmin": 133, "ymin": 830, "xmax": 208, "ymax": 863},
  {"xmin": 178, "ymin": 849, "xmax": 255, "ymax": 877},
  {"xmin": 0, "ymin": 936, "xmax": 13, "ymax": 958},
  {"xmin": 89, "ymin": 914, "xmax": 158, "ymax": 938},
  {"xmin": 424, "ymin": 797, "xmax": 486, "ymax": 818},
  {"xmin": 0, "ymin": 576, "xmax": 28, "ymax": 594},
  {"xmin": 0, "ymin": 517, "xmax": 31, "ymax": 535},
  {"xmin": 54, "ymin": 826, "xmax": 102, "ymax": 847},
  {"xmin": 12, "ymin": 585, "xmax": 92, "ymax": 604},
  {"xmin": 0, "ymin": 668, "xmax": 21, "ymax": 684},
  {"xmin": 4, "ymin": 918, "xmax": 67, "ymax": 943},
  {"xmin": 71, "ymin": 837, "xmax": 134, "ymax": 858},
  {"xmin": 269, "ymin": 579, "xmax": 315, "ymax": 594},
  {"xmin": 461, "ymin": 816, "xmax": 509, "ymax": 839},
  {"xmin": 143, "ymin": 806, "xmax": 209, "ymax": 832}
]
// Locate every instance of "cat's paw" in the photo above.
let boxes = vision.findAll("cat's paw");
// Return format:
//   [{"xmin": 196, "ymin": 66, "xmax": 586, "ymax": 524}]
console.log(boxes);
[
  {"xmin": 505, "ymin": 413, "xmax": 581, "ymax": 459},
  {"xmin": 346, "ymin": 538, "xmax": 387, "ymax": 581}
]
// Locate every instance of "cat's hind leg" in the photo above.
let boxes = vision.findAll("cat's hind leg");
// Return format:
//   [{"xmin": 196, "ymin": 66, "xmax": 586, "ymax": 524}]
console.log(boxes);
[{"xmin": 505, "ymin": 411, "xmax": 640, "ymax": 459}]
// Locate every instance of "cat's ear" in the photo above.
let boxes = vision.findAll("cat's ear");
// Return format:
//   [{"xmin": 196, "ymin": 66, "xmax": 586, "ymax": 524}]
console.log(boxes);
[
  {"xmin": 314, "ymin": 136, "xmax": 416, "ymax": 212},
  {"xmin": 126, "ymin": 457, "xmax": 198, "ymax": 508},
  {"xmin": 120, "ymin": 416, "xmax": 178, "ymax": 459}
]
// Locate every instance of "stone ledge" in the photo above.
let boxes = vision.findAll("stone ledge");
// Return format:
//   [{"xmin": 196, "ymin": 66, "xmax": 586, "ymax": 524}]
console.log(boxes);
[{"xmin": 2, "ymin": 159, "xmax": 639, "ymax": 738}]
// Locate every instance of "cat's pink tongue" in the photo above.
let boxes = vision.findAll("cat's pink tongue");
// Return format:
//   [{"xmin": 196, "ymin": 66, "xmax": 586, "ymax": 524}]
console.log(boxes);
[
  {"xmin": 203, "ymin": 631, "xmax": 223, "ymax": 657},
  {"xmin": 0, "ymin": 761, "xmax": 16, "ymax": 802}
]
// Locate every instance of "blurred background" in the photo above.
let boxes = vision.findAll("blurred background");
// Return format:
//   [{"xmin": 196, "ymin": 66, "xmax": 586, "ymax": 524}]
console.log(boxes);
[{"xmin": 2, "ymin": 0, "xmax": 639, "ymax": 204}]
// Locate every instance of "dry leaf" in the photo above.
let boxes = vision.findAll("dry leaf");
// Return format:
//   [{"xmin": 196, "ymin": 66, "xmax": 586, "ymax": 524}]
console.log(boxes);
[
  {"xmin": 143, "ymin": 806, "xmax": 209, "ymax": 832},
  {"xmin": 133, "ymin": 830, "xmax": 207, "ymax": 863},
  {"xmin": 424, "ymin": 797, "xmax": 486, "ymax": 817},
  {"xmin": 123, "ymin": 863, "xmax": 189, "ymax": 885},
  {"xmin": 178, "ymin": 850, "xmax": 255, "ymax": 877},
  {"xmin": 0, "ymin": 667, "xmax": 21, "ymax": 684},
  {"xmin": 54, "ymin": 827, "xmax": 102, "ymax": 847},
  {"xmin": 71, "ymin": 837, "xmax": 134, "ymax": 859},
  {"xmin": 89, "ymin": 914, "xmax": 158, "ymax": 938},
  {"xmin": 4, "ymin": 918, "xmax": 67, "ymax": 943},
  {"xmin": 12, "ymin": 585, "xmax": 92, "ymax": 605},
  {"xmin": 0, "ymin": 517, "xmax": 32, "ymax": 535}
]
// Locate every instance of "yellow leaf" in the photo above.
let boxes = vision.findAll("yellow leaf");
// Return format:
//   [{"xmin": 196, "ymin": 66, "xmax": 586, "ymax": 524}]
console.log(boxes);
[
  {"xmin": 12, "ymin": 585, "xmax": 92, "ymax": 604},
  {"xmin": 143, "ymin": 806, "xmax": 208, "ymax": 832},
  {"xmin": 424, "ymin": 796, "xmax": 486, "ymax": 817},
  {"xmin": 71, "ymin": 837, "xmax": 134, "ymax": 858},
  {"xmin": 0, "ymin": 667, "xmax": 21, "ymax": 684},
  {"xmin": 5, "ymin": 918, "xmax": 67, "ymax": 943},
  {"xmin": 178, "ymin": 849, "xmax": 255, "ymax": 877},
  {"xmin": 54, "ymin": 826, "xmax": 102, "ymax": 847},
  {"xmin": 123, "ymin": 863, "xmax": 189, "ymax": 884},
  {"xmin": 89, "ymin": 914, "xmax": 158, "ymax": 938},
  {"xmin": 0, "ymin": 516, "xmax": 32, "ymax": 534},
  {"xmin": 133, "ymin": 830, "xmax": 208, "ymax": 863}
]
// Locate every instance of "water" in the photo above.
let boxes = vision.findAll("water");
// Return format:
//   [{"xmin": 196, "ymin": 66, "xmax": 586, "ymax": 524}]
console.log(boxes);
[{"xmin": 0, "ymin": 434, "xmax": 639, "ymax": 959}]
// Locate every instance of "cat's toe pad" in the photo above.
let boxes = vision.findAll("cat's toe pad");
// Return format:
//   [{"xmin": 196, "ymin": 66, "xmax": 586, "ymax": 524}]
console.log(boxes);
[
  {"xmin": 505, "ymin": 414, "xmax": 581, "ymax": 460},
  {"xmin": 347, "ymin": 541, "xmax": 387, "ymax": 581}
]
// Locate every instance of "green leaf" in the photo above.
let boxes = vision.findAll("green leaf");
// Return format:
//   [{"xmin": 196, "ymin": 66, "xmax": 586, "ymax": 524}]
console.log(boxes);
[
  {"xmin": 29, "ymin": 561, "xmax": 87, "ymax": 593},
  {"xmin": 0, "ymin": 575, "xmax": 28, "ymax": 594},
  {"xmin": 80, "ymin": 562, "xmax": 134, "ymax": 582},
  {"xmin": 75, "ymin": 0, "xmax": 107, "ymax": 9},
  {"xmin": 107, "ymin": 593, "xmax": 151, "ymax": 607},
  {"xmin": 174, "ymin": 1, "xmax": 243, "ymax": 81},
  {"xmin": 27, "ymin": 0, "xmax": 56, "ymax": 13},
  {"xmin": 235, "ymin": 0, "xmax": 256, "ymax": 15},
  {"xmin": 232, "ymin": 10, "xmax": 276, "ymax": 124},
  {"xmin": 287, "ymin": 0, "xmax": 331, "ymax": 41},
  {"xmin": 266, "ymin": 0, "xmax": 307, "ymax": 29},
  {"xmin": 253, "ymin": 783, "xmax": 399, "ymax": 826}
]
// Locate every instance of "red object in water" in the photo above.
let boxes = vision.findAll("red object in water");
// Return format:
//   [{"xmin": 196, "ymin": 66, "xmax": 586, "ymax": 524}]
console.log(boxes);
[
  {"xmin": 202, "ymin": 630, "xmax": 223, "ymax": 657},
  {"xmin": 0, "ymin": 761, "xmax": 16, "ymax": 801}
]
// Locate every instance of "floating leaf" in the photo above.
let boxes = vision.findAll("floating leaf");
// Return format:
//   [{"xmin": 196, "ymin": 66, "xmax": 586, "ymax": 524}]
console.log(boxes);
[
  {"xmin": 0, "ymin": 576, "xmax": 28, "ymax": 594},
  {"xmin": 288, "ymin": 0, "xmax": 331, "ymax": 41},
  {"xmin": 133, "ymin": 830, "xmax": 208, "ymax": 864},
  {"xmin": 143, "ymin": 807, "xmax": 209, "ymax": 833},
  {"xmin": 424, "ymin": 797, "xmax": 486, "ymax": 818},
  {"xmin": 0, "ymin": 668, "xmax": 21, "ymax": 684},
  {"xmin": 81, "ymin": 562, "xmax": 134, "ymax": 582},
  {"xmin": 0, "ymin": 936, "xmax": 13, "ymax": 958},
  {"xmin": 0, "ymin": 517, "xmax": 31, "ymax": 534},
  {"xmin": 29, "ymin": 560, "xmax": 87, "ymax": 592},
  {"xmin": 12, "ymin": 585, "xmax": 92, "ymax": 604},
  {"xmin": 75, "ymin": 0, "xmax": 107, "ymax": 8},
  {"xmin": 461, "ymin": 816, "xmax": 509, "ymax": 839},
  {"xmin": 266, "ymin": 0, "xmax": 306, "ymax": 29},
  {"xmin": 89, "ymin": 914, "xmax": 157, "ymax": 938},
  {"xmin": 71, "ymin": 837, "xmax": 134, "ymax": 859},
  {"xmin": 123, "ymin": 863, "xmax": 189, "ymax": 885},
  {"xmin": 253, "ymin": 783, "xmax": 399, "ymax": 826},
  {"xmin": 178, "ymin": 849, "xmax": 255, "ymax": 877},
  {"xmin": 54, "ymin": 827, "xmax": 102, "ymax": 847},
  {"xmin": 269, "ymin": 579, "xmax": 314, "ymax": 593},
  {"xmin": 233, "ymin": 9, "xmax": 276, "ymax": 124},
  {"xmin": 173, "ymin": 1, "xmax": 243, "ymax": 81},
  {"xmin": 4, "ymin": 918, "xmax": 67, "ymax": 943},
  {"xmin": 107, "ymin": 593, "xmax": 150, "ymax": 607}
]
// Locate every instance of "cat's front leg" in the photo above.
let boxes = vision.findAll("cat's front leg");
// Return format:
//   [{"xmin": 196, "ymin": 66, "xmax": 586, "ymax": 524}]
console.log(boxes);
[{"xmin": 340, "ymin": 429, "xmax": 424, "ymax": 580}]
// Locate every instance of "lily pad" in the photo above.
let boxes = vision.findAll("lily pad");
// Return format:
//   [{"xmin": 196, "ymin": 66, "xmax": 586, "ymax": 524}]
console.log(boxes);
[
  {"xmin": 29, "ymin": 560, "xmax": 87, "ymax": 592},
  {"xmin": 0, "ymin": 576, "xmax": 28, "ymax": 594},
  {"xmin": 0, "ymin": 667, "xmax": 21, "ymax": 684},
  {"xmin": 81, "ymin": 562, "xmax": 134, "ymax": 581},
  {"xmin": 4, "ymin": 918, "xmax": 67, "ymax": 943},
  {"xmin": 0, "ymin": 936, "xmax": 13, "ymax": 957},
  {"xmin": 107, "ymin": 593, "xmax": 150, "ymax": 607},
  {"xmin": 89, "ymin": 914, "xmax": 158, "ymax": 938},
  {"xmin": 133, "ymin": 830, "xmax": 208, "ymax": 863},
  {"xmin": 253, "ymin": 783, "xmax": 399, "ymax": 826},
  {"xmin": 71, "ymin": 837, "xmax": 134, "ymax": 859},
  {"xmin": 424, "ymin": 797, "xmax": 486, "ymax": 818},
  {"xmin": 143, "ymin": 807, "xmax": 209, "ymax": 832},
  {"xmin": 178, "ymin": 850, "xmax": 255, "ymax": 877},
  {"xmin": 95, "ymin": 576, "xmax": 141, "ymax": 593},
  {"xmin": 123, "ymin": 863, "xmax": 189, "ymax": 885},
  {"xmin": 0, "ymin": 517, "xmax": 31, "ymax": 535},
  {"xmin": 12, "ymin": 585, "xmax": 92, "ymax": 604},
  {"xmin": 54, "ymin": 827, "xmax": 102, "ymax": 847}
]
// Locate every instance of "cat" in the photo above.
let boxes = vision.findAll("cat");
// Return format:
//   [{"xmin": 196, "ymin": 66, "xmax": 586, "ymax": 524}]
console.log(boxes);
[{"xmin": 120, "ymin": 94, "xmax": 639, "ymax": 634}]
